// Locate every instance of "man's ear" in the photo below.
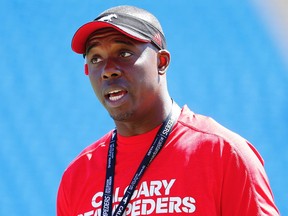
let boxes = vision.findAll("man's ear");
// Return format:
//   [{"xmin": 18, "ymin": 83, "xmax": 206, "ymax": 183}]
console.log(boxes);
[{"xmin": 157, "ymin": 49, "xmax": 170, "ymax": 75}]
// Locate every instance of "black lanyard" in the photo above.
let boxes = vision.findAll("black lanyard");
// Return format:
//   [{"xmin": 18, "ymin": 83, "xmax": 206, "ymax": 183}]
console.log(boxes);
[{"xmin": 101, "ymin": 103, "xmax": 179, "ymax": 216}]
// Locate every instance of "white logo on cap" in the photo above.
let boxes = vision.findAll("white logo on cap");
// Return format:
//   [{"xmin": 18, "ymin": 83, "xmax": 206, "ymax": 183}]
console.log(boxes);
[{"xmin": 98, "ymin": 14, "xmax": 117, "ymax": 22}]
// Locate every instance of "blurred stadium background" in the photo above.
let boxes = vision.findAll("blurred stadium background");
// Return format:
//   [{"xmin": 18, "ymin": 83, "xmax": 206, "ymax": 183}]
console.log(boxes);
[{"xmin": 0, "ymin": 0, "xmax": 287, "ymax": 215}]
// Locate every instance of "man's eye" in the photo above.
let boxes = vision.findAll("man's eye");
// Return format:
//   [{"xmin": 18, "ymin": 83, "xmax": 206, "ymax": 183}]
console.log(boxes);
[
  {"xmin": 120, "ymin": 51, "xmax": 132, "ymax": 58},
  {"xmin": 90, "ymin": 57, "xmax": 102, "ymax": 64}
]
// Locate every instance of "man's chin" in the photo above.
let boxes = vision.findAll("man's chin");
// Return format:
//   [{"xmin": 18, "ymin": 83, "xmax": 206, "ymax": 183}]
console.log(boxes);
[{"xmin": 109, "ymin": 111, "xmax": 133, "ymax": 122}]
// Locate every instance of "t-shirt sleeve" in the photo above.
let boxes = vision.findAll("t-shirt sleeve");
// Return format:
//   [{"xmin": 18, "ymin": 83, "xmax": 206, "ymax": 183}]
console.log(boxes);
[{"xmin": 220, "ymin": 139, "xmax": 279, "ymax": 216}]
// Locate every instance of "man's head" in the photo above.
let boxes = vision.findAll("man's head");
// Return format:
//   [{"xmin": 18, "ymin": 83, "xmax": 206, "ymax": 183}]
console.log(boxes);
[
  {"xmin": 72, "ymin": 6, "xmax": 171, "ymax": 134},
  {"xmin": 72, "ymin": 5, "xmax": 167, "ymax": 55}
]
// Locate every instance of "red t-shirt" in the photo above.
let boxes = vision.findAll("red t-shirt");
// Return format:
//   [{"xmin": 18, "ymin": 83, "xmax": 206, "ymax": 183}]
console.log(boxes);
[{"xmin": 57, "ymin": 105, "xmax": 279, "ymax": 216}]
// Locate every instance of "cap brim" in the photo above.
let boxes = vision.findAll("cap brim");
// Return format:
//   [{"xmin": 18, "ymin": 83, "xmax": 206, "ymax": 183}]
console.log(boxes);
[{"xmin": 71, "ymin": 21, "xmax": 151, "ymax": 54}]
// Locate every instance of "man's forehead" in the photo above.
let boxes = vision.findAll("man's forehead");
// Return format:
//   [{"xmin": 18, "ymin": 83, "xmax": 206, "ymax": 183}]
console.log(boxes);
[
  {"xmin": 86, "ymin": 28, "xmax": 147, "ymax": 50},
  {"xmin": 85, "ymin": 28, "xmax": 145, "ymax": 55}
]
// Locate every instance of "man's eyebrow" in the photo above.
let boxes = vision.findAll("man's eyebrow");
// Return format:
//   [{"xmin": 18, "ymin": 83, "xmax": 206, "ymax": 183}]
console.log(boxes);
[{"xmin": 86, "ymin": 41, "xmax": 100, "ymax": 55}]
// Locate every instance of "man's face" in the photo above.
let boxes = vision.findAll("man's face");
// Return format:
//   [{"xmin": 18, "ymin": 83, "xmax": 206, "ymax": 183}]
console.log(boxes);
[{"xmin": 85, "ymin": 28, "xmax": 161, "ymax": 122}]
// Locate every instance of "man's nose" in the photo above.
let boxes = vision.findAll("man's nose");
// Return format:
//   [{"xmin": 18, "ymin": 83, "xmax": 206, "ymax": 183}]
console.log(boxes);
[{"xmin": 101, "ymin": 59, "xmax": 122, "ymax": 79}]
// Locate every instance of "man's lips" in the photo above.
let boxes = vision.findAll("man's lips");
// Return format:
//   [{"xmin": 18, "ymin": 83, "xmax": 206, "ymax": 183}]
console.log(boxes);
[
  {"xmin": 106, "ymin": 89, "xmax": 127, "ymax": 101},
  {"xmin": 104, "ymin": 88, "xmax": 128, "ymax": 105}
]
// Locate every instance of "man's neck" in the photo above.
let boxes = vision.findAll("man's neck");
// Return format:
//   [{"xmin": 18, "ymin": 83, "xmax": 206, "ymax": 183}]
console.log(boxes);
[{"xmin": 115, "ymin": 98, "xmax": 173, "ymax": 137}]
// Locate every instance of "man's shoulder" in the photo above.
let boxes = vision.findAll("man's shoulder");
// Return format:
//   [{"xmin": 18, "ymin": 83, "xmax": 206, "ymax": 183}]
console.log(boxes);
[
  {"xmin": 64, "ymin": 131, "xmax": 113, "ymax": 173},
  {"xmin": 178, "ymin": 105, "xmax": 263, "ymax": 164},
  {"xmin": 178, "ymin": 105, "xmax": 247, "ymax": 144}
]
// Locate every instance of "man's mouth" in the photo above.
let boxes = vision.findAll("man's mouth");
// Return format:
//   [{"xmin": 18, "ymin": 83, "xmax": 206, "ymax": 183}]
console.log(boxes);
[{"xmin": 106, "ymin": 89, "xmax": 127, "ymax": 102}]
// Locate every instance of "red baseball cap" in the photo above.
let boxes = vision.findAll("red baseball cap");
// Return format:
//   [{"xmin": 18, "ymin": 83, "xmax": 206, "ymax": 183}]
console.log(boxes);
[{"xmin": 71, "ymin": 6, "xmax": 167, "ymax": 54}]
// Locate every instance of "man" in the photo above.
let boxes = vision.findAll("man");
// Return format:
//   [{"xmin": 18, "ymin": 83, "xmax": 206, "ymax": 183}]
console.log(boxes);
[{"xmin": 57, "ymin": 5, "xmax": 279, "ymax": 216}]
